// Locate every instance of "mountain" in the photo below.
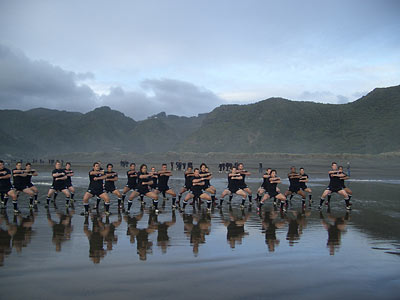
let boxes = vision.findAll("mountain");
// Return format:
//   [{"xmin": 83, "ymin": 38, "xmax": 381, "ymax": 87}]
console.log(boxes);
[
  {"xmin": 178, "ymin": 85, "xmax": 400, "ymax": 154},
  {"xmin": 0, "ymin": 85, "xmax": 399, "ymax": 157}
]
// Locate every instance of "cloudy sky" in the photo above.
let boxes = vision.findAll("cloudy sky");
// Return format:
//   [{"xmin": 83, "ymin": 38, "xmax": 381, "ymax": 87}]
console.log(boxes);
[{"xmin": 0, "ymin": 0, "xmax": 399, "ymax": 120}]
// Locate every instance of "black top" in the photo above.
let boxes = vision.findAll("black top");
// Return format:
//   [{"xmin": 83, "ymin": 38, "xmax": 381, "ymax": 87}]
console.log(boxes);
[
  {"xmin": 104, "ymin": 171, "xmax": 118, "ymax": 190},
  {"xmin": 89, "ymin": 170, "xmax": 104, "ymax": 190},
  {"xmin": 23, "ymin": 170, "xmax": 35, "ymax": 186},
  {"xmin": 65, "ymin": 169, "xmax": 73, "ymax": 185},
  {"xmin": 200, "ymin": 171, "xmax": 210, "ymax": 186},
  {"xmin": 190, "ymin": 175, "xmax": 204, "ymax": 193},
  {"xmin": 158, "ymin": 173, "xmax": 170, "ymax": 188},
  {"xmin": 184, "ymin": 172, "xmax": 194, "ymax": 188},
  {"xmin": 137, "ymin": 172, "xmax": 152, "ymax": 188},
  {"xmin": 267, "ymin": 178, "xmax": 278, "ymax": 194},
  {"xmin": 300, "ymin": 174, "xmax": 308, "ymax": 188},
  {"xmin": 0, "ymin": 168, "xmax": 12, "ymax": 190},
  {"xmin": 52, "ymin": 168, "xmax": 66, "ymax": 186},
  {"xmin": 261, "ymin": 173, "xmax": 270, "ymax": 188},
  {"xmin": 329, "ymin": 171, "xmax": 343, "ymax": 189},
  {"xmin": 126, "ymin": 170, "xmax": 138, "ymax": 187},
  {"xmin": 237, "ymin": 171, "xmax": 247, "ymax": 188},
  {"xmin": 288, "ymin": 173, "xmax": 301, "ymax": 189},
  {"xmin": 12, "ymin": 169, "xmax": 26, "ymax": 187}
]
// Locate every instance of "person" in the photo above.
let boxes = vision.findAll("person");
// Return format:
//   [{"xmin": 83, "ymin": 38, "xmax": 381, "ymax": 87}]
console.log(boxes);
[
  {"xmin": 149, "ymin": 167, "xmax": 158, "ymax": 192},
  {"xmin": 64, "ymin": 162, "xmax": 75, "ymax": 203},
  {"xmin": 237, "ymin": 163, "xmax": 253, "ymax": 205},
  {"xmin": 346, "ymin": 162, "xmax": 351, "ymax": 177},
  {"xmin": 0, "ymin": 160, "xmax": 19, "ymax": 213},
  {"xmin": 46, "ymin": 161, "xmax": 71, "ymax": 208},
  {"xmin": 136, "ymin": 164, "xmax": 159, "ymax": 213},
  {"xmin": 299, "ymin": 167, "xmax": 313, "ymax": 207},
  {"xmin": 24, "ymin": 163, "xmax": 39, "ymax": 205},
  {"xmin": 319, "ymin": 162, "xmax": 352, "ymax": 210},
  {"xmin": 256, "ymin": 168, "xmax": 272, "ymax": 203},
  {"xmin": 121, "ymin": 163, "xmax": 139, "ymax": 210},
  {"xmin": 284, "ymin": 167, "xmax": 307, "ymax": 207},
  {"xmin": 181, "ymin": 168, "xmax": 212, "ymax": 212},
  {"xmin": 104, "ymin": 163, "xmax": 123, "ymax": 209},
  {"xmin": 259, "ymin": 162, "xmax": 263, "ymax": 174},
  {"xmin": 12, "ymin": 162, "xmax": 36, "ymax": 208},
  {"xmin": 81, "ymin": 162, "xmax": 112, "ymax": 216},
  {"xmin": 177, "ymin": 166, "xmax": 194, "ymax": 206},
  {"xmin": 156, "ymin": 164, "xmax": 177, "ymax": 208},
  {"xmin": 258, "ymin": 170, "xmax": 287, "ymax": 212},
  {"xmin": 219, "ymin": 167, "xmax": 248, "ymax": 209},
  {"xmin": 199, "ymin": 164, "xmax": 217, "ymax": 205},
  {"xmin": 338, "ymin": 166, "xmax": 353, "ymax": 200}
]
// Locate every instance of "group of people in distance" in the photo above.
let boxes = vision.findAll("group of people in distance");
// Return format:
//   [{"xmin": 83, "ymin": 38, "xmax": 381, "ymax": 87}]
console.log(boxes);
[{"xmin": 0, "ymin": 159, "xmax": 353, "ymax": 215}]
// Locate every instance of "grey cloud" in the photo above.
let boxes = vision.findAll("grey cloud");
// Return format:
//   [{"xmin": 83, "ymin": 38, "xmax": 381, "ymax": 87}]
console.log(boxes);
[
  {"xmin": 0, "ymin": 44, "xmax": 98, "ymax": 112},
  {"xmin": 298, "ymin": 90, "xmax": 350, "ymax": 104},
  {"xmin": 101, "ymin": 79, "xmax": 223, "ymax": 120}
]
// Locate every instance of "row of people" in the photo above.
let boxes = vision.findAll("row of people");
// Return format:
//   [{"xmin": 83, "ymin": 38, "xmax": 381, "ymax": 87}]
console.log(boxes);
[{"xmin": 0, "ymin": 160, "xmax": 353, "ymax": 215}]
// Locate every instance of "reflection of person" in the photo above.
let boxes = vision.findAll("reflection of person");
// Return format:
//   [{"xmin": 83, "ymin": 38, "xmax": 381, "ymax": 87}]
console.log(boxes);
[
  {"xmin": 148, "ymin": 210, "xmax": 176, "ymax": 254},
  {"xmin": 182, "ymin": 211, "xmax": 211, "ymax": 256},
  {"xmin": 261, "ymin": 209, "xmax": 286, "ymax": 252},
  {"xmin": 11, "ymin": 211, "xmax": 35, "ymax": 253},
  {"xmin": 221, "ymin": 209, "xmax": 249, "ymax": 249},
  {"xmin": 97, "ymin": 213, "xmax": 122, "ymax": 251},
  {"xmin": 321, "ymin": 212, "xmax": 349, "ymax": 255},
  {"xmin": 285, "ymin": 210, "xmax": 310, "ymax": 246},
  {"xmin": 83, "ymin": 214, "xmax": 107, "ymax": 264},
  {"xmin": 124, "ymin": 210, "xmax": 154, "ymax": 260},
  {"xmin": 0, "ymin": 212, "xmax": 13, "ymax": 266},
  {"xmin": 47, "ymin": 210, "xmax": 73, "ymax": 252}
]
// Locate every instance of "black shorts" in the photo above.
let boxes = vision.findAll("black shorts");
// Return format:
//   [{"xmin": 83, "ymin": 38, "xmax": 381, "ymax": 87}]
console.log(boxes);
[
  {"xmin": 300, "ymin": 184, "xmax": 307, "ymax": 190},
  {"xmin": 190, "ymin": 189, "xmax": 203, "ymax": 198},
  {"xmin": 0, "ymin": 187, "xmax": 12, "ymax": 194},
  {"xmin": 126, "ymin": 184, "xmax": 137, "ymax": 190},
  {"xmin": 158, "ymin": 185, "xmax": 169, "ymax": 193},
  {"xmin": 229, "ymin": 186, "xmax": 240, "ymax": 194},
  {"xmin": 14, "ymin": 185, "xmax": 29, "ymax": 192},
  {"xmin": 138, "ymin": 186, "xmax": 150, "ymax": 195},
  {"xmin": 327, "ymin": 186, "xmax": 343, "ymax": 193},
  {"xmin": 268, "ymin": 189, "xmax": 278, "ymax": 198},
  {"xmin": 105, "ymin": 186, "xmax": 116, "ymax": 193},
  {"xmin": 87, "ymin": 188, "xmax": 105, "ymax": 197},
  {"xmin": 51, "ymin": 184, "xmax": 68, "ymax": 192},
  {"xmin": 150, "ymin": 184, "xmax": 158, "ymax": 190},
  {"xmin": 65, "ymin": 182, "xmax": 73, "ymax": 188},
  {"xmin": 289, "ymin": 186, "xmax": 300, "ymax": 193},
  {"xmin": 27, "ymin": 182, "xmax": 34, "ymax": 188},
  {"xmin": 183, "ymin": 185, "xmax": 192, "ymax": 190}
]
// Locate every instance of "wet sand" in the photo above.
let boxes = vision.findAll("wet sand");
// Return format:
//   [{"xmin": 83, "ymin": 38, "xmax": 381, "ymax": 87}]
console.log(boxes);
[{"xmin": 0, "ymin": 162, "xmax": 399, "ymax": 300}]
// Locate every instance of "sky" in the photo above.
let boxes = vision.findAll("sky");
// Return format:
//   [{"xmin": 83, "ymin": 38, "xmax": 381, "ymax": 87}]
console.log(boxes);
[{"xmin": 0, "ymin": 0, "xmax": 399, "ymax": 120}]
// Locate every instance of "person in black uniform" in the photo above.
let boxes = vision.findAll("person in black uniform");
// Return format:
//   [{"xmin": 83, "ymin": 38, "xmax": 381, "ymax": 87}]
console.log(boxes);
[
  {"xmin": 299, "ymin": 167, "xmax": 313, "ymax": 207},
  {"xmin": 256, "ymin": 168, "xmax": 272, "ymax": 203},
  {"xmin": 199, "ymin": 164, "xmax": 217, "ymax": 205},
  {"xmin": 258, "ymin": 170, "xmax": 287, "ymax": 212},
  {"xmin": 149, "ymin": 167, "xmax": 158, "ymax": 192},
  {"xmin": 81, "ymin": 162, "xmax": 111, "ymax": 216},
  {"xmin": 178, "ymin": 166, "xmax": 194, "ymax": 206},
  {"xmin": 284, "ymin": 167, "xmax": 307, "ymax": 207},
  {"xmin": 136, "ymin": 164, "xmax": 159, "ymax": 214},
  {"xmin": 46, "ymin": 161, "xmax": 71, "ymax": 208},
  {"xmin": 64, "ymin": 162, "xmax": 75, "ymax": 203},
  {"xmin": 219, "ymin": 167, "xmax": 248, "ymax": 208},
  {"xmin": 319, "ymin": 162, "xmax": 351, "ymax": 210},
  {"xmin": 104, "ymin": 163, "xmax": 123, "ymax": 209},
  {"xmin": 338, "ymin": 166, "xmax": 353, "ymax": 201},
  {"xmin": 156, "ymin": 164, "xmax": 177, "ymax": 208},
  {"xmin": 24, "ymin": 163, "xmax": 39, "ymax": 205},
  {"xmin": 237, "ymin": 163, "xmax": 253, "ymax": 205},
  {"xmin": 181, "ymin": 168, "xmax": 212, "ymax": 212},
  {"xmin": 121, "ymin": 163, "xmax": 139, "ymax": 210},
  {"xmin": 12, "ymin": 162, "xmax": 36, "ymax": 208},
  {"xmin": 0, "ymin": 160, "xmax": 19, "ymax": 213}
]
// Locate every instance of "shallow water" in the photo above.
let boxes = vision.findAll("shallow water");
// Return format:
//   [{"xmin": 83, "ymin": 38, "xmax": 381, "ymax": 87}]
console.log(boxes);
[{"xmin": 0, "ymin": 166, "xmax": 399, "ymax": 300}]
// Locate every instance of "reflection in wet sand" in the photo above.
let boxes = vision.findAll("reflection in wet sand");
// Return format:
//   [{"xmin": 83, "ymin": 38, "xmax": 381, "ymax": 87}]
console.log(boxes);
[{"xmin": 321, "ymin": 211, "xmax": 349, "ymax": 255}]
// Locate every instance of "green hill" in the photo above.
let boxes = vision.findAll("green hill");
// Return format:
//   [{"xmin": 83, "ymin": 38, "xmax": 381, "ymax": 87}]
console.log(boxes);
[
  {"xmin": 179, "ymin": 85, "xmax": 400, "ymax": 154},
  {"xmin": 0, "ymin": 85, "xmax": 399, "ymax": 157}
]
